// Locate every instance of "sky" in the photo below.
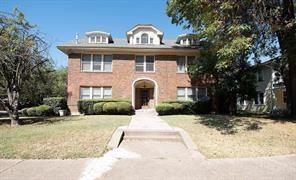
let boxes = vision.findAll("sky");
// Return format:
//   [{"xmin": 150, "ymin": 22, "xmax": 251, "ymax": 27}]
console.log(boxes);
[{"xmin": 0, "ymin": 0, "xmax": 191, "ymax": 68}]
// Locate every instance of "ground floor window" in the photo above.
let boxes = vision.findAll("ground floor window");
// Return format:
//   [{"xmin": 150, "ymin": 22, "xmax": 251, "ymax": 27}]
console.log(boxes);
[
  {"xmin": 177, "ymin": 87, "xmax": 207, "ymax": 101},
  {"xmin": 254, "ymin": 91, "xmax": 264, "ymax": 105},
  {"xmin": 80, "ymin": 86, "xmax": 112, "ymax": 99}
]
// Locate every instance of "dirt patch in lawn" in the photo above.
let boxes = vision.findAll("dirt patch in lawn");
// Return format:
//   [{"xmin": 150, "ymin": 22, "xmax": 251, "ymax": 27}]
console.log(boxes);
[{"xmin": 162, "ymin": 115, "xmax": 296, "ymax": 159}]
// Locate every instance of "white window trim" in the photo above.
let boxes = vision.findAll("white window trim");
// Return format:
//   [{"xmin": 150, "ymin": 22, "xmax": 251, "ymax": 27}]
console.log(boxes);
[
  {"xmin": 81, "ymin": 54, "xmax": 113, "ymax": 72},
  {"xmin": 177, "ymin": 56, "xmax": 195, "ymax": 73},
  {"xmin": 88, "ymin": 35, "xmax": 108, "ymax": 44},
  {"xmin": 177, "ymin": 87, "xmax": 208, "ymax": 101},
  {"xmin": 135, "ymin": 55, "xmax": 155, "ymax": 73},
  {"xmin": 80, "ymin": 86, "xmax": 112, "ymax": 99}
]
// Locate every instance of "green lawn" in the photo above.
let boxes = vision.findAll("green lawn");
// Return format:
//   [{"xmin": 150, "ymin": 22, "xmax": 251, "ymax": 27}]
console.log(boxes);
[
  {"xmin": 162, "ymin": 115, "xmax": 296, "ymax": 159},
  {"xmin": 0, "ymin": 115, "xmax": 130, "ymax": 159}
]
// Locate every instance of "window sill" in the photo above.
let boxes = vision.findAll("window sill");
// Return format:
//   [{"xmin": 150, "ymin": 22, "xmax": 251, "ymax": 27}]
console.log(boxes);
[
  {"xmin": 80, "ymin": 70, "xmax": 113, "ymax": 73},
  {"xmin": 135, "ymin": 71, "xmax": 155, "ymax": 74}
]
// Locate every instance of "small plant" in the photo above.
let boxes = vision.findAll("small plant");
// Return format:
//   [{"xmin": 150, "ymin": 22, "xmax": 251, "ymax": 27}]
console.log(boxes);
[{"xmin": 43, "ymin": 97, "xmax": 68, "ymax": 115}]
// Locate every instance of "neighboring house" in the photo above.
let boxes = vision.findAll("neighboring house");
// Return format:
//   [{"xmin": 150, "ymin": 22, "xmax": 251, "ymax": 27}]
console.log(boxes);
[
  {"xmin": 238, "ymin": 60, "xmax": 287, "ymax": 113},
  {"xmin": 58, "ymin": 24, "xmax": 208, "ymax": 114}
]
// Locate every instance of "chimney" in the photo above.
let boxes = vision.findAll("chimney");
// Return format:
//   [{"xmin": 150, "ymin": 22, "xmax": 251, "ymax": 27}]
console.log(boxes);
[{"xmin": 75, "ymin": 33, "xmax": 79, "ymax": 44}]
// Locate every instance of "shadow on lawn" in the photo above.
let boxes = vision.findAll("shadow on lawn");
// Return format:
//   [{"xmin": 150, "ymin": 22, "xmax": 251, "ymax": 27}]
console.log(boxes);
[{"xmin": 196, "ymin": 115, "xmax": 264, "ymax": 135}]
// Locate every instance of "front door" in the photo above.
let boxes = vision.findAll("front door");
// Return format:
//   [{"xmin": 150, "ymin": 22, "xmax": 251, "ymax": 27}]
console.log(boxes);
[{"xmin": 140, "ymin": 89, "xmax": 149, "ymax": 107}]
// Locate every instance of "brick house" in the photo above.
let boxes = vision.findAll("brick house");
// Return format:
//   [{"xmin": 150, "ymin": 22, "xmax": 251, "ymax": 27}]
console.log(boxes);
[{"xmin": 58, "ymin": 24, "xmax": 208, "ymax": 114}]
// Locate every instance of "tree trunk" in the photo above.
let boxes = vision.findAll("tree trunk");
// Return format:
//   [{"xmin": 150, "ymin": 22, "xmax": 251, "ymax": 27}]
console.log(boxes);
[
  {"xmin": 6, "ymin": 87, "xmax": 20, "ymax": 126},
  {"xmin": 277, "ymin": 0, "xmax": 296, "ymax": 117}
]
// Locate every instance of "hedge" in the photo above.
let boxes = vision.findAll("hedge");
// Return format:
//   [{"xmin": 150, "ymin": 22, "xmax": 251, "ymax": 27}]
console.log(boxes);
[
  {"xmin": 103, "ymin": 102, "xmax": 118, "ymax": 114},
  {"xmin": 116, "ymin": 102, "xmax": 133, "ymax": 115},
  {"xmin": 26, "ymin": 105, "xmax": 54, "ymax": 116},
  {"xmin": 43, "ymin": 97, "xmax": 68, "ymax": 115},
  {"xmin": 93, "ymin": 102, "xmax": 106, "ymax": 115},
  {"xmin": 156, "ymin": 99, "xmax": 211, "ymax": 115},
  {"xmin": 155, "ymin": 103, "xmax": 174, "ymax": 115},
  {"xmin": 78, "ymin": 99, "xmax": 132, "ymax": 115}
]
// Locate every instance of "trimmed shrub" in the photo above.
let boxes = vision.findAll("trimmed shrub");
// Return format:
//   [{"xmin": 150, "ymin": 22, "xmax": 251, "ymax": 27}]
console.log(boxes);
[
  {"xmin": 163, "ymin": 100, "xmax": 194, "ymax": 114},
  {"xmin": 26, "ymin": 107, "xmax": 37, "ymax": 116},
  {"xmin": 35, "ymin": 105, "xmax": 54, "ymax": 116},
  {"xmin": 26, "ymin": 105, "xmax": 54, "ymax": 116},
  {"xmin": 93, "ymin": 102, "xmax": 106, "ymax": 115},
  {"xmin": 117, "ymin": 102, "xmax": 133, "ymax": 115},
  {"xmin": 103, "ymin": 102, "xmax": 118, "ymax": 114},
  {"xmin": 156, "ymin": 103, "xmax": 174, "ymax": 115},
  {"xmin": 21, "ymin": 108, "xmax": 29, "ymax": 116},
  {"xmin": 43, "ymin": 97, "xmax": 68, "ymax": 115},
  {"xmin": 171, "ymin": 103, "xmax": 184, "ymax": 114},
  {"xmin": 78, "ymin": 99, "xmax": 131, "ymax": 115}
]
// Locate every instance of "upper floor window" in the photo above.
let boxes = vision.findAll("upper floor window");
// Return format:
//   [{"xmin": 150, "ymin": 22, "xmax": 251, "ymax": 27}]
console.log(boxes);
[
  {"xmin": 257, "ymin": 70, "xmax": 263, "ymax": 82},
  {"xmin": 136, "ymin": 38, "xmax": 140, "ymax": 44},
  {"xmin": 177, "ymin": 87, "xmax": 207, "ymax": 101},
  {"xmin": 81, "ymin": 54, "xmax": 112, "ymax": 72},
  {"xmin": 88, "ymin": 35, "xmax": 108, "ymax": 43},
  {"xmin": 177, "ymin": 56, "xmax": 195, "ymax": 73},
  {"xmin": 135, "ymin": 55, "xmax": 155, "ymax": 72},
  {"xmin": 150, "ymin": 38, "xmax": 154, "ymax": 44},
  {"xmin": 80, "ymin": 86, "xmax": 112, "ymax": 99},
  {"xmin": 141, "ymin": 33, "xmax": 148, "ymax": 44}
]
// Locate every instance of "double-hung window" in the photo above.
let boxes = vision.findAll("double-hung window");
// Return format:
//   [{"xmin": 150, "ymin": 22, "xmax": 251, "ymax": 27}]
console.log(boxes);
[
  {"xmin": 80, "ymin": 87, "xmax": 112, "ymax": 99},
  {"xmin": 254, "ymin": 91, "xmax": 264, "ymax": 105},
  {"xmin": 177, "ymin": 56, "xmax": 195, "ymax": 73},
  {"xmin": 81, "ymin": 54, "xmax": 112, "ymax": 72},
  {"xmin": 135, "ymin": 55, "xmax": 154, "ymax": 72},
  {"xmin": 177, "ymin": 87, "xmax": 207, "ymax": 101}
]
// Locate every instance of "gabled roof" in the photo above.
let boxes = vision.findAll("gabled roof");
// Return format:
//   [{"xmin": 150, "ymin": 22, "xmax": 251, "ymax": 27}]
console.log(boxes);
[
  {"xmin": 126, "ymin": 24, "xmax": 164, "ymax": 41},
  {"xmin": 176, "ymin": 34, "xmax": 198, "ymax": 43}
]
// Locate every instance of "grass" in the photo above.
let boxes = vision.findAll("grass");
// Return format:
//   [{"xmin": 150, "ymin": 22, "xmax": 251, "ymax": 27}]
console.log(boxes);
[
  {"xmin": 162, "ymin": 115, "xmax": 296, "ymax": 159},
  {"xmin": 0, "ymin": 115, "xmax": 130, "ymax": 159}
]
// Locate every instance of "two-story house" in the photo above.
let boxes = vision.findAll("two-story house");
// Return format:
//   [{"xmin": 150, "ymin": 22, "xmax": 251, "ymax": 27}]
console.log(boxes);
[
  {"xmin": 238, "ymin": 60, "xmax": 287, "ymax": 113},
  {"xmin": 58, "ymin": 24, "xmax": 208, "ymax": 114}
]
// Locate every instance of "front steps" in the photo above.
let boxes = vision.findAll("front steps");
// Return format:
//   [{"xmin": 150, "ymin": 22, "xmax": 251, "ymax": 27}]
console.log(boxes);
[{"xmin": 123, "ymin": 129, "xmax": 182, "ymax": 142}]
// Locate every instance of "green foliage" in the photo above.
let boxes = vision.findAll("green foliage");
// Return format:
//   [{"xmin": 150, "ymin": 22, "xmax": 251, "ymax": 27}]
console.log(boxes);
[
  {"xmin": 103, "ymin": 102, "xmax": 118, "ymax": 114},
  {"xmin": 157, "ymin": 100, "xmax": 212, "ymax": 115},
  {"xmin": 77, "ymin": 99, "xmax": 132, "ymax": 115},
  {"xmin": 21, "ymin": 108, "xmax": 29, "ymax": 116},
  {"xmin": 116, "ymin": 102, "xmax": 133, "ymax": 115},
  {"xmin": 43, "ymin": 97, "xmax": 68, "ymax": 115},
  {"xmin": 26, "ymin": 107, "xmax": 37, "ymax": 117},
  {"xmin": 26, "ymin": 105, "xmax": 53, "ymax": 117},
  {"xmin": 155, "ymin": 103, "xmax": 174, "ymax": 115},
  {"xmin": 167, "ymin": 0, "xmax": 296, "ymax": 116},
  {"xmin": 93, "ymin": 102, "xmax": 106, "ymax": 115},
  {"xmin": 19, "ymin": 67, "xmax": 68, "ymax": 108}
]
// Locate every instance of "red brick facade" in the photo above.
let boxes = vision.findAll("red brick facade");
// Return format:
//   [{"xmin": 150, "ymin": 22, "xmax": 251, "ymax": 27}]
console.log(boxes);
[{"xmin": 67, "ymin": 52, "xmax": 206, "ymax": 113}]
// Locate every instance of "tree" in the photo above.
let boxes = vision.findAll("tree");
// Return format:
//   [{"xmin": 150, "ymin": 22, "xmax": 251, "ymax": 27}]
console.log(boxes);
[
  {"xmin": 19, "ymin": 66, "xmax": 67, "ymax": 108},
  {"xmin": 167, "ymin": 0, "xmax": 296, "ymax": 117},
  {"xmin": 0, "ymin": 9, "xmax": 50, "ymax": 125}
]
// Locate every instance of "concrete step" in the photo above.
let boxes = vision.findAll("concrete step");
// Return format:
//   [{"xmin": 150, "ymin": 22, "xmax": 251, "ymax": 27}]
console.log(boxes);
[
  {"xmin": 123, "ymin": 129, "xmax": 182, "ymax": 141},
  {"xmin": 123, "ymin": 136, "xmax": 182, "ymax": 142}
]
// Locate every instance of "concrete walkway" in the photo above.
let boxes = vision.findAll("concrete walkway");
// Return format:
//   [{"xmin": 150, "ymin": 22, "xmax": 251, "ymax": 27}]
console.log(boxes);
[{"xmin": 128, "ymin": 109, "xmax": 172, "ymax": 130}]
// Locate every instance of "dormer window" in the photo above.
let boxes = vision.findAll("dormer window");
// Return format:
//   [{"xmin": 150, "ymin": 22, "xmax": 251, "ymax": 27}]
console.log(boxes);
[
  {"xmin": 141, "ymin": 33, "xmax": 148, "ymax": 44},
  {"xmin": 86, "ymin": 31, "xmax": 113, "ymax": 44},
  {"xmin": 177, "ymin": 34, "xmax": 199, "ymax": 46},
  {"xmin": 126, "ymin": 24, "xmax": 163, "ymax": 45}
]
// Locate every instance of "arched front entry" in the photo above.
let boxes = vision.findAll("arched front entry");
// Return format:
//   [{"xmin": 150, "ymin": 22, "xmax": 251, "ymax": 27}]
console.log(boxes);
[{"xmin": 132, "ymin": 78, "xmax": 158, "ymax": 109}]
